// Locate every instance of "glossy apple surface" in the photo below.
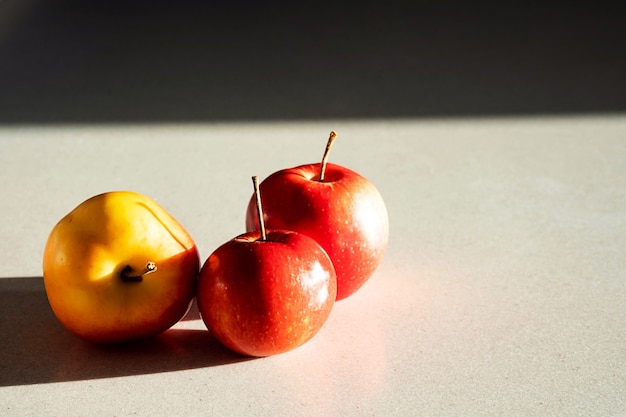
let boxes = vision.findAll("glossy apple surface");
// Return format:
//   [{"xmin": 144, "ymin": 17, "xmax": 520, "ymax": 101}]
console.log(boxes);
[
  {"xmin": 43, "ymin": 191, "xmax": 200, "ymax": 344},
  {"xmin": 197, "ymin": 230, "xmax": 337, "ymax": 357},
  {"xmin": 245, "ymin": 162, "xmax": 389, "ymax": 300}
]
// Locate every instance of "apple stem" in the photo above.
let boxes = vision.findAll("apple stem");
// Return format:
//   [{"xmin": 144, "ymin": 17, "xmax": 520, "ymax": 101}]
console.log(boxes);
[
  {"xmin": 120, "ymin": 262, "xmax": 157, "ymax": 282},
  {"xmin": 319, "ymin": 130, "xmax": 337, "ymax": 182},
  {"xmin": 252, "ymin": 176, "xmax": 267, "ymax": 241}
]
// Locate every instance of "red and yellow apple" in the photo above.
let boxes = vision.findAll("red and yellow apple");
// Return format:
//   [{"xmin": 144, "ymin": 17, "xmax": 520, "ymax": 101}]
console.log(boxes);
[
  {"xmin": 197, "ymin": 177, "xmax": 337, "ymax": 356},
  {"xmin": 245, "ymin": 132, "xmax": 389, "ymax": 300},
  {"xmin": 42, "ymin": 191, "xmax": 200, "ymax": 344}
]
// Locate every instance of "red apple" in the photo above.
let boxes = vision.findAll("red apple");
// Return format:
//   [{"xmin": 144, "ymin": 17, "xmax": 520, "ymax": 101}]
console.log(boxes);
[
  {"xmin": 197, "ymin": 177, "xmax": 337, "ymax": 357},
  {"xmin": 245, "ymin": 131, "xmax": 389, "ymax": 300}
]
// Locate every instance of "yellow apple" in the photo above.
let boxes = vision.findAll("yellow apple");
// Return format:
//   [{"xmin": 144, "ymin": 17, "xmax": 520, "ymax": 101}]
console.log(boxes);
[{"xmin": 43, "ymin": 191, "xmax": 200, "ymax": 344}]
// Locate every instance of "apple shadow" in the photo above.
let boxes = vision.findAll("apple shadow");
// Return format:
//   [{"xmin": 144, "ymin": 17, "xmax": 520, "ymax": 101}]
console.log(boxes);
[{"xmin": 0, "ymin": 277, "xmax": 250, "ymax": 387}]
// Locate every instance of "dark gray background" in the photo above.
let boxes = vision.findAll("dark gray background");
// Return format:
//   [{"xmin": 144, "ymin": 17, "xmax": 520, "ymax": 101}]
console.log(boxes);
[{"xmin": 1, "ymin": 0, "xmax": 625, "ymax": 123}]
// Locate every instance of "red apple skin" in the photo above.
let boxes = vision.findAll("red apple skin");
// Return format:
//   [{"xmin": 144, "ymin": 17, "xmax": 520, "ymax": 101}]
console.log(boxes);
[
  {"xmin": 245, "ymin": 162, "xmax": 389, "ymax": 301},
  {"xmin": 197, "ymin": 230, "xmax": 337, "ymax": 357}
]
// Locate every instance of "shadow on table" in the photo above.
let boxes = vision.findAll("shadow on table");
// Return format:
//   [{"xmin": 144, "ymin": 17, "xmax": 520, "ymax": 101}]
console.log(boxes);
[{"xmin": 0, "ymin": 277, "xmax": 248, "ymax": 387}]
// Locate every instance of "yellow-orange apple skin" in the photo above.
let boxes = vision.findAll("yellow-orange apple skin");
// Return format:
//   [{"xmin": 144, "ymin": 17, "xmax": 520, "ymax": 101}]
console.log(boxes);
[{"xmin": 43, "ymin": 191, "xmax": 200, "ymax": 344}]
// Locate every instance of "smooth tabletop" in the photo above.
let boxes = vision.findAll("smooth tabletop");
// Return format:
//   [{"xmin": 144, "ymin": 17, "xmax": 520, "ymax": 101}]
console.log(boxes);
[{"xmin": 1, "ymin": 116, "xmax": 625, "ymax": 416}]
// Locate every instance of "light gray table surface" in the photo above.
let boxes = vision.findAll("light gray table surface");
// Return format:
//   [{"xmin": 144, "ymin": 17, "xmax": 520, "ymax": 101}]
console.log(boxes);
[{"xmin": 0, "ymin": 115, "xmax": 624, "ymax": 416}]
